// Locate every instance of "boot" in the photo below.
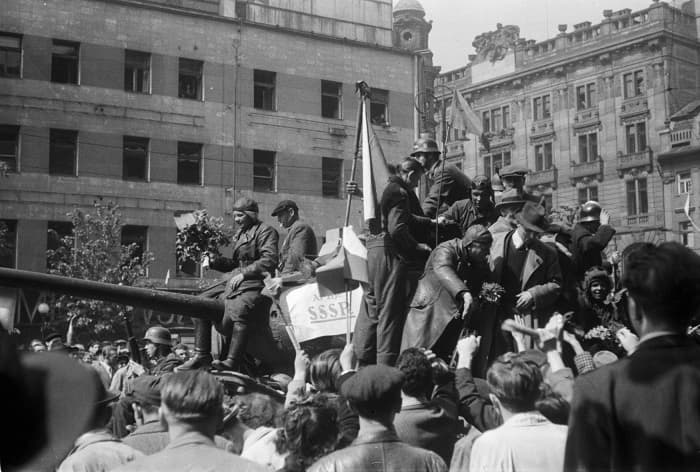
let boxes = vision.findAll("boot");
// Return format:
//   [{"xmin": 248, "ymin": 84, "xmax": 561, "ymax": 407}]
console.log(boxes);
[
  {"xmin": 212, "ymin": 322, "xmax": 248, "ymax": 372},
  {"xmin": 177, "ymin": 319, "xmax": 213, "ymax": 371}
]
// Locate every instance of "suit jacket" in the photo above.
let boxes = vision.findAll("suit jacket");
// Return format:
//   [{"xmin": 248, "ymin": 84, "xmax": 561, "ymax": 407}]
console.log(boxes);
[
  {"xmin": 440, "ymin": 199, "xmax": 498, "ymax": 238},
  {"xmin": 278, "ymin": 219, "xmax": 317, "ymax": 274},
  {"xmin": 570, "ymin": 223, "xmax": 615, "ymax": 277},
  {"xmin": 422, "ymin": 161, "xmax": 471, "ymax": 218},
  {"xmin": 209, "ymin": 221, "xmax": 278, "ymax": 297},
  {"xmin": 564, "ymin": 334, "xmax": 700, "ymax": 472},
  {"xmin": 382, "ymin": 175, "xmax": 433, "ymax": 263},
  {"xmin": 489, "ymin": 230, "xmax": 562, "ymax": 317}
]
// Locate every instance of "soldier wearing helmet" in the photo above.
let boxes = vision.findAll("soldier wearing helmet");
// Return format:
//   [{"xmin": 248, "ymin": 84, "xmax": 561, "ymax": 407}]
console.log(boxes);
[
  {"xmin": 438, "ymin": 175, "xmax": 499, "ymax": 238},
  {"xmin": 571, "ymin": 200, "xmax": 616, "ymax": 279},
  {"xmin": 142, "ymin": 326, "xmax": 182, "ymax": 375},
  {"xmin": 410, "ymin": 133, "xmax": 472, "ymax": 219}
]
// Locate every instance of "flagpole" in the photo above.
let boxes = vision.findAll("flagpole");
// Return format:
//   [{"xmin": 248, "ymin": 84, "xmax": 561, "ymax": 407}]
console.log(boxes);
[
  {"xmin": 344, "ymin": 81, "xmax": 370, "ymax": 228},
  {"xmin": 435, "ymin": 86, "xmax": 455, "ymax": 247}
]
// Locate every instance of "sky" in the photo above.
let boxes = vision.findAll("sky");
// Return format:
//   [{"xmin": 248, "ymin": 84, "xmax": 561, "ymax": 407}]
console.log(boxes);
[{"xmin": 407, "ymin": 0, "xmax": 687, "ymax": 71}]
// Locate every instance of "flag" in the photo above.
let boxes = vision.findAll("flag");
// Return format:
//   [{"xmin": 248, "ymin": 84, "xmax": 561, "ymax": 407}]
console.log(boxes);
[
  {"xmin": 360, "ymin": 99, "xmax": 391, "ymax": 223},
  {"xmin": 315, "ymin": 226, "xmax": 368, "ymax": 295},
  {"xmin": 448, "ymin": 88, "xmax": 490, "ymax": 151},
  {"xmin": 164, "ymin": 270, "xmax": 170, "ymax": 286},
  {"xmin": 684, "ymin": 194, "xmax": 700, "ymax": 232}
]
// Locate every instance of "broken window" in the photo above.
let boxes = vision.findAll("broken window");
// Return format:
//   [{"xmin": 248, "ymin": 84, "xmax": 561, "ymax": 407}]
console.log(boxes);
[
  {"xmin": 321, "ymin": 80, "xmax": 342, "ymax": 119},
  {"xmin": 178, "ymin": 58, "xmax": 203, "ymax": 100},
  {"xmin": 253, "ymin": 150, "xmax": 276, "ymax": 192},
  {"xmin": 0, "ymin": 33, "xmax": 21, "ymax": 78},
  {"xmin": 49, "ymin": 129, "xmax": 77, "ymax": 176},
  {"xmin": 177, "ymin": 141, "xmax": 202, "ymax": 185},
  {"xmin": 51, "ymin": 40, "xmax": 79, "ymax": 84},
  {"xmin": 254, "ymin": 69, "xmax": 276, "ymax": 111},
  {"xmin": 125, "ymin": 50, "xmax": 150, "ymax": 93},
  {"xmin": 123, "ymin": 136, "xmax": 149, "ymax": 181}
]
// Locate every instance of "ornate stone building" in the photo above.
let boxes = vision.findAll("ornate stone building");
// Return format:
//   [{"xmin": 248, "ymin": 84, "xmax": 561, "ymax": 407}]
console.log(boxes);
[{"xmin": 436, "ymin": 1, "xmax": 700, "ymax": 253}]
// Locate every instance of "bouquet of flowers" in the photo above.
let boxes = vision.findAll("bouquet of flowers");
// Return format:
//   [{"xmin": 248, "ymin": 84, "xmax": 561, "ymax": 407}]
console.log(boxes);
[
  {"xmin": 584, "ymin": 321, "xmax": 627, "ymax": 355},
  {"xmin": 479, "ymin": 282, "xmax": 505, "ymax": 304},
  {"xmin": 175, "ymin": 210, "xmax": 232, "ymax": 266}
]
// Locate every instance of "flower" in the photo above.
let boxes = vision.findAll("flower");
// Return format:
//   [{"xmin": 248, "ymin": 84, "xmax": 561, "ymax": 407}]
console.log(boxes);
[
  {"xmin": 175, "ymin": 210, "xmax": 232, "ymax": 265},
  {"xmin": 479, "ymin": 282, "xmax": 505, "ymax": 304}
]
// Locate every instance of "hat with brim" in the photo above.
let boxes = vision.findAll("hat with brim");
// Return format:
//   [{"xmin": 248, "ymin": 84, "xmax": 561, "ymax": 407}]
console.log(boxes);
[
  {"xmin": 495, "ymin": 189, "xmax": 525, "ymax": 211},
  {"xmin": 516, "ymin": 201, "xmax": 549, "ymax": 233},
  {"xmin": 499, "ymin": 164, "xmax": 529, "ymax": 179}
]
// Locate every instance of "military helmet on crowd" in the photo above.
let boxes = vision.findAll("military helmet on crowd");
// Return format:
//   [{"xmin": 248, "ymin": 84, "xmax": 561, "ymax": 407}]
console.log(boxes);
[
  {"xmin": 410, "ymin": 134, "xmax": 440, "ymax": 156},
  {"xmin": 579, "ymin": 201, "xmax": 602, "ymax": 223},
  {"xmin": 143, "ymin": 326, "xmax": 172, "ymax": 346}
]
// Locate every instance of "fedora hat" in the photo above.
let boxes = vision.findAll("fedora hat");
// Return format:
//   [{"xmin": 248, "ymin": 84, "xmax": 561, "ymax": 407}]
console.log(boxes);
[
  {"xmin": 495, "ymin": 188, "xmax": 525, "ymax": 211},
  {"xmin": 516, "ymin": 201, "xmax": 549, "ymax": 233}
]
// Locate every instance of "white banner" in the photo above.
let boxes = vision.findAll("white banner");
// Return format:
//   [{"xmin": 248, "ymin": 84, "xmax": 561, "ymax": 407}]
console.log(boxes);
[{"xmin": 283, "ymin": 282, "xmax": 364, "ymax": 343}]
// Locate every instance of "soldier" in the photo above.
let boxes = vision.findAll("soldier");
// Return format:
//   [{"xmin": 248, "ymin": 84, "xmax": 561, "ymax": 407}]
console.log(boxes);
[
  {"xmin": 270, "ymin": 199, "xmax": 317, "ymax": 275},
  {"xmin": 438, "ymin": 175, "xmax": 499, "ymax": 238},
  {"xmin": 571, "ymin": 201, "xmax": 616, "ymax": 279}
]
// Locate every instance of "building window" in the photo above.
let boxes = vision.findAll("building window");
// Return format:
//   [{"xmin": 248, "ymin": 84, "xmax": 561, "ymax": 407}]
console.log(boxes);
[
  {"xmin": 533, "ymin": 95, "xmax": 551, "ymax": 121},
  {"xmin": 626, "ymin": 178, "xmax": 648, "ymax": 216},
  {"xmin": 177, "ymin": 142, "xmax": 202, "ymax": 185},
  {"xmin": 254, "ymin": 69, "xmax": 276, "ymax": 111},
  {"xmin": 123, "ymin": 136, "xmax": 149, "ymax": 181},
  {"xmin": 0, "ymin": 125, "xmax": 19, "ymax": 173},
  {"xmin": 534, "ymin": 142, "xmax": 553, "ymax": 171},
  {"xmin": 121, "ymin": 225, "xmax": 148, "ymax": 262},
  {"xmin": 578, "ymin": 132, "xmax": 598, "ymax": 163},
  {"xmin": 0, "ymin": 33, "xmax": 21, "ymax": 78},
  {"xmin": 576, "ymin": 82, "xmax": 596, "ymax": 110},
  {"xmin": 47, "ymin": 221, "xmax": 73, "ymax": 252},
  {"xmin": 322, "ymin": 157, "xmax": 343, "ymax": 197},
  {"xmin": 482, "ymin": 105, "xmax": 510, "ymax": 133},
  {"xmin": 178, "ymin": 58, "xmax": 203, "ymax": 100},
  {"xmin": 483, "ymin": 150, "xmax": 511, "ymax": 177},
  {"xmin": 49, "ymin": 129, "xmax": 77, "ymax": 176},
  {"xmin": 578, "ymin": 186, "xmax": 599, "ymax": 204},
  {"xmin": 124, "ymin": 50, "xmax": 150, "ymax": 93},
  {"xmin": 678, "ymin": 171, "xmax": 692, "ymax": 195},
  {"xmin": 680, "ymin": 221, "xmax": 695, "ymax": 247},
  {"xmin": 625, "ymin": 122, "xmax": 647, "ymax": 153},
  {"xmin": 321, "ymin": 80, "xmax": 342, "ymax": 119},
  {"xmin": 253, "ymin": 150, "xmax": 276, "ymax": 192},
  {"xmin": 370, "ymin": 88, "xmax": 389, "ymax": 125},
  {"xmin": 0, "ymin": 220, "xmax": 17, "ymax": 268},
  {"xmin": 623, "ymin": 70, "xmax": 645, "ymax": 99},
  {"xmin": 51, "ymin": 40, "xmax": 79, "ymax": 84}
]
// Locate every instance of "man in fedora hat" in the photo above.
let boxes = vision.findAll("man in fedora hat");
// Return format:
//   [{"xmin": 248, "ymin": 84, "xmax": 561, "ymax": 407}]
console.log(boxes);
[
  {"xmin": 498, "ymin": 165, "xmax": 543, "ymax": 207},
  {"xmin": 489, "ymin": 188, "xmax": 526, "ymax": 235},
  {"xmin": 482, "ymin": 202, "xmax": 562, "ymax": 372},
  {"xmin": 270, "ymin": 199, "xmax": 317, "ymax": 276}
]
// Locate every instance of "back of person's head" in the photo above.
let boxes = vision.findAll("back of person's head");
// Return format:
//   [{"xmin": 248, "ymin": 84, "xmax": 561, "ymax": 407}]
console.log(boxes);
[
  {"xmin": 276, "ymin": 394, "xmax": 339, "ymax": 472},
  {"xmin": 340, "ymin": 365, "xmax": 403, "ymax": 420},
  {"xmin": 622, "ymin": 242, "xmax": 700, "ymax": 329},
  {"xmin": 161, "ymin": 370, "xmax": 223, "ymax": 423},
  {"xmin": 535, "ymin": 383, "xmax": 569, "ymax": 425},
  {"xmin": 234, "ymin": 392, "xmax": 280, "ymax": 429},
  {"xmin": 309, "ymin": 349, "xmax": 342, "ymax": 394},
  {"xmin": 487, "ymin": 353, "xmax": 543, "ymax": 413},
  {"xmin": 396, "ymin": 348, "xmax": 433, "ymax": 399}
]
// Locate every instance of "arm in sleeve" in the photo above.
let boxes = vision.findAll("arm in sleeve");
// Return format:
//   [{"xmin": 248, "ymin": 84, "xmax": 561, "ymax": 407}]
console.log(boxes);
[
  {"xmin": 240, "ymin": 225, "xmax": 279, "ymax": 279},
  {"xmin": 422, "ymin": 168, "xmax": 455, "ymax": 218},
  {"xmin": 387, "ymin": 189, "xmax": 424, "ymax": 255},
  {"xmin": 432, "ymin": 243, "xmax": 470, "ymax": 300},
  {"xmin": 527, "ymin": 247, "xmax": 563, "ymax": 310},
  {"xmin": 209, "ymin": 256, "xmax": 238, "ymax": 273},
  {"xmin": 580, "ymin": 225, "xmax": 616, "ymax": 254},
  {"xmin": 455, "ymin": 367, "xmax": 502, "ymax": 431}
]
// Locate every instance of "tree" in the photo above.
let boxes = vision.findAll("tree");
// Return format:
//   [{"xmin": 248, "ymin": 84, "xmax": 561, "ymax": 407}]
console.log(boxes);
[{"xmin": 46, "ymin": 199, "xmax": 154, "ymax": 336}]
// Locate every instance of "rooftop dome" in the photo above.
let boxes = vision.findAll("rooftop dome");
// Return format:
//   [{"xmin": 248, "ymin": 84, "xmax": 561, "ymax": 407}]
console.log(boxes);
[{"xmin": 394, "ymin": 0, "xmax": 425, "ymax": 15}]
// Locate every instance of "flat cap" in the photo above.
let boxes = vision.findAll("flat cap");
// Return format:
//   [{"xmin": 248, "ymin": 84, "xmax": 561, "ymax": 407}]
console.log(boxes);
[
  {"xmin": 341, "ymin": 365, "xmax": 403, "ymax": 405},
  {"xmin": 499, "ymin": 164, "xmax": 529, "ymax": 178},
  {"xmin": 495, "ymin": 188, "xmax": 525, "ymax": 210},
  {"xmin": 130, "ymin": 375, "xmax": 163, "ymax": 407},
  {"xmin": 271, "ymin": 199, "xmax": 298, "ymax": 216}
]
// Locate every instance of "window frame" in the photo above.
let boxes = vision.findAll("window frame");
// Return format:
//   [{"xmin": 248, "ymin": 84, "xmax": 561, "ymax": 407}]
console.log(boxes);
[
  {"xmin": 178, "ymin": 58, "xmax": 203, "ymax": 101},
  {"xmin": 534, "ymin": 142, "xmax": 553, "ymax": 171},
  {"xmin": 321, "ymin": 157, "xmax": 343, "ymax": 198},
  {"xmin": 483, "ymin": 150, "xmax": 512, "ymax": 177},
  {"xmin": 625, "ymin": 122, "xmax": 647, "ymax": 154},
  {"xmin": 0, "ymin": 33, "xmax": 22, "ymax": 78},
  {"xmin": 626, "ymin": 177, "xmax": 649, "ymax": 216},
  {"xmin": 576, "ymin": 82, "xmax": 597, "ymax": 110},
  {"xmin": 370, "ymin": 88, "xmax": 390, "ymax": 126},
  {"xmin": 532, "ymin": 94, "xmax": 551, "ymax": 121},
  {"xmin": 121, "ymin": 225, "xmax": 148, "ymax": 263},
  {"xmin": 321, "ymin": 80, "xmax": 342, "ymax": 119},
  {"xmin": 124, "ymin": 50, "xmax": 151, "ymax": 94},
  {"xmin": 0, "ymin": 219, "xmax": 17, "ymax": 268},
  {"xmin": 122, "ymin": 136, "xmax": 150, "ymax": 182},
  {"xmin": 51, "ymin": 39, "xmax": 80, "ymax": 85},
  {"xmin": 577, "ymin": 186, "xmax": 599, "ymax": 205},
  {"xmin": 253, "ymin": 69, "xmax": 276, "ymax": 111},
  {"xmin": 677, "ymin": 171, "xmax": 692, "ymax": 195},
  {"xmin": 253, "ymin": 149, "xmax": 276, "ymax": 192},
  {"xmin": 49, "ymin": 129, "xmax": 78, "ymax": 176},
  {"xmin": 680, "ymin": 221, "xmax": 694, "ymax": 247},
  {"xmin": 577, "ymin": 132, "xmax": 598, "ymax": 163},
  {"xmin": 623, "ymin": 70, "xmax": 645, "ymax": 99},
  {"xmin": 0, "ymin": 125, "xmax": 20, "ymax": 173},
  {"xmin": 176, "ymin": 141, "xmax": 202, "ymax": 186},
  {"xmin": 482, "ymin": 105, "xmax": 511, "ymax": 133}
]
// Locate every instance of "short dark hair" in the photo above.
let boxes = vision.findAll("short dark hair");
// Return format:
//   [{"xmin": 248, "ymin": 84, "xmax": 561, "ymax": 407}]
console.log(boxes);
[
  {"xmin": 622, "ymin": 242, "xmax": 700, "ymax": 328},
  {"xmin": 309, "ymin": 349, "xmax": 342, "ymax": 394},
  {"xmin": 535, "ymin": 383, "xmax": 569, "ymax": 425},
  {"xmin": 487, "ymin": 353, "xmax": 543, "ymax": 413},
  {"xmin": 161, "ymin": 370, "xmax": 223, "ymax": 421},
  {"xmin": 396, "ymin": 348, "xmax": 433, "ymax": 398},
  {"xmin": 234, "ymin": 392, "xmax": 280, "ymax": 429}
]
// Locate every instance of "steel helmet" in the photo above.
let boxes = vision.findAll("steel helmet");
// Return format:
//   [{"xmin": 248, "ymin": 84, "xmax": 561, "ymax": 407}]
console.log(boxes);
[
  {"xmin": 410, "ymin": 134, "xmax": 440, "ymax": 156},
  {"xmin": 579, "ymin": 200, "xmax": 602, "ymax": 223},
  {"xmin": 143, "ymin": 326, "xmax": 172, "ymax": 346}
]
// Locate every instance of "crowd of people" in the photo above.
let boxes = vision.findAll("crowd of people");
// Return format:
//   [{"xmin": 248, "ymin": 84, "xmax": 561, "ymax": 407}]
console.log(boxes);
[{"xmin": 2, "ymin": 133, "xmax": 700, "ymax": 471}]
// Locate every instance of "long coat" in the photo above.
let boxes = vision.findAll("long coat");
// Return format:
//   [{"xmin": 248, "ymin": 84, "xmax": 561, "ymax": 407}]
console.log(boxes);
[
  {"xmin": 422, "ymin": 160, "xmax": 472, "ymax": 218},
  {"xmin": 570, "ymin": 222, "xmax": 615, "ymax": 277}
]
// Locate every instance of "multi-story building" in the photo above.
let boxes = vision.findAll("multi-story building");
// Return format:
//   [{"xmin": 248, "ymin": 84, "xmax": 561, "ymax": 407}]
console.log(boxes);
[
  {"xmin": 0, "ymin": 0, "xmax": 433, "ymax": 330},
  {"xmin": 436, "ymin": 0, "xmax": 700, "ymax": 255}
]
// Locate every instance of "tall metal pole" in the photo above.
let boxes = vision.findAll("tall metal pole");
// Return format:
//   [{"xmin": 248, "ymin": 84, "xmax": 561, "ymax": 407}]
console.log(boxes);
[{"xmin": 344, "ymin": 81, "xmax": 370, "ymax": 228}]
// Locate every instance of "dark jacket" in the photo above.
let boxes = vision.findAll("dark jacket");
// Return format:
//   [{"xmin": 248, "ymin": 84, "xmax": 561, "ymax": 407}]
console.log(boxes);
[
  {"xmin": 278, "ymin": 220, "xmax": 317, "ymax": 275},
  {"xmin": 570, "ymin": 222, "xmax": 615, "ymax": 277},
  {"xmin": 401, "ymin": 238, "xmax": 488, "ymax": 352},
  {"xmin": 381, "ymin": 175, "xmax": 433, "ymax": 262},
  {"xmin": 454, "ymin": 367, "xmax": 501, "ymax": 433},
  {"xmin": 440, "ymin": 199, "xmax": 498, "ymax": 239},
  {"xmin": 149, "ymin": 352, "xmax": 182, "ymax": 376},
  {"xmin": 210, "ymin": 221, "xmax": 278, "ymax": 297},
  {"xmin": 565, "ymin": 334, "xmax": 700, "ymax": 472},
  {"xmin": 308, "ymin": 428, "xmax": 447, "ymax": 472},
  {"xmin": 422, "ymin": 161, "xmax": 471, "ymax": 218}
]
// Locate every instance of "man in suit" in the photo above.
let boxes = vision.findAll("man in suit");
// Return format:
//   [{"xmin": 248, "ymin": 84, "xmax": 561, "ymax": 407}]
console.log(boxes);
[
  {"xmin": 270, "ymin": 199, "xmax": 317, "ymax": 276},
  {"xmin": 482, "ymin": 202, "xmax": 561, "ymax": 375},
  {"xmin": 565, "ymin": 242, "xmax": 700, "ymax": 472}
]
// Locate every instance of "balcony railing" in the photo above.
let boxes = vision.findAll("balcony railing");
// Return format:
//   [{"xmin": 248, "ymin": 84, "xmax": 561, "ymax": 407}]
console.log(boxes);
[
  {"xmin": 616, "ymin": 149, "xmax": 652, "ymax": 176},
  {"xmin": 570, "ymin": 158, "xmax": 603, "ymax": 183},
  {"xmin": 527, "ymin": 167, "xmax": 558, "ymax": 189},
  {"xmin": 670, "ymin": 129, "xmax": 693, "ymax": 146}
]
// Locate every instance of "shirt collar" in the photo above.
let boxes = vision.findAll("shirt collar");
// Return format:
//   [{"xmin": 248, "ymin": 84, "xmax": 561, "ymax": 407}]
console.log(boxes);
[
  {"xmin": 511, "ymin": 229, "xmax": 526, "ymax": 249},
  {"xmin": 638, "ymin": 330, "xmax": 679, "ymax": 345},
  {"xmin": 502, "ymin": 411, "xmax": 550, "ymax": 428},
  {"xmin": 352, "ymin": 425, "xmax": 400, "ymax": 446},
  {"xmin": 72, "ymin": 429, "xmax": 120, "ymax": 452},
  {"xmin": 166, "ymin": 431, "xmax": 216, "ymax": 450}
]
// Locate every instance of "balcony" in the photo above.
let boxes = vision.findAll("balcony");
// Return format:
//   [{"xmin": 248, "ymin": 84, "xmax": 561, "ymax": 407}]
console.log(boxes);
[
  {"xmin": 619, "ymin": 97, "xmax": 649, "ymax": 123},
  {"xmin": 573, "ymin": 108, "xmax": 600, "ymax": 131},
  {"xmin": 625, "ymin": 212, "xmax": 664, "ymax": 227},
  {"xmin": 482, "ymin": 127, "xmax": 514, "ymax": 150},
  {"xmin": 527, "ymin": 167, "xmax": 558, "ymax": 189},
  {"xmin": 529, "ymin": 120, "xmax": 555, "ymax": 143},
  {"xmin": 670, "ymin": 128, "xmax": 693, "ymax": 147},
  {"xmin": 570, "ymin": 158, "xmax": 604, "ymax": 184},
  {"xmin": 616, "ymin": 149, "xmax": 652, "ymax": 177},
  {"xmin": 445, "ymin": 141, "xmax": 465, "ymax": 159}
]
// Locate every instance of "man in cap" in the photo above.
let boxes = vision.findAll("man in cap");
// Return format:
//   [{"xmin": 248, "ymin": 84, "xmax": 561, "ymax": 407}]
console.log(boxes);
[
  {"xmin": 270, "ymin": 199, "xmax": 317, "ymax": 276},
  {"xmin": 483, "ymin": 202, "xmax": 562, "ymax": 374},
  {"xmin": 411, "ymin": 133, "xmax": 471, "ymax": 219},
  {"xmin": 498, "ymin": 164, "xmax": 543, "ymax": 206},
  {"xmin": 401, "ymin": 225, "xmax": 494, "ymax": 363},
  {"xmin": 114, "ymin": 371, "xmax": 266, "ymax": 472},
  {"xmin": 438, "ymin": 175, "xmax": 499, "ymax": 238},
  {"xmin": 308, "ymin": 365, "xmax": 447, "ymax": 472},
  {"xmin": 489, "ymin": 188, "xmax": 526, "ymax": 235},
  {"xmin": 570, "ymin": 200, "xmax": 615, "ymax": 279}
]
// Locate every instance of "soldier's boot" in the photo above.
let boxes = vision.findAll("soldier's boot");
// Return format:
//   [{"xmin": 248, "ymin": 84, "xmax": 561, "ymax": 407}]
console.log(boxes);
[
  {"xmin": 176, "ymin": 318, "xmax": 213, "ymax": 371},
  {"xmin": 211, "ymin": 322, "xmax": 248, "ymax": 372}
]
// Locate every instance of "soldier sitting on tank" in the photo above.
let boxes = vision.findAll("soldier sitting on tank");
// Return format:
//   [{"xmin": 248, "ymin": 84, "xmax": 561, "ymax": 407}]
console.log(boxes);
[{"xmin": 179, "ymin": 197, "xmax": 281, "ymax": 373}]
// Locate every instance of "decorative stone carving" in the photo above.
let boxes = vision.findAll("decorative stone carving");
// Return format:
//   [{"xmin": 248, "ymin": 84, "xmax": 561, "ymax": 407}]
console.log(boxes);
[{"xmin": 472, "ymin": 24, "xmax": 520, "ymax": 63}]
